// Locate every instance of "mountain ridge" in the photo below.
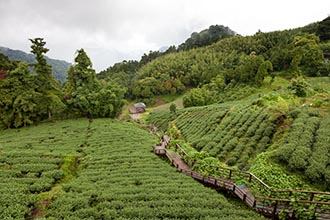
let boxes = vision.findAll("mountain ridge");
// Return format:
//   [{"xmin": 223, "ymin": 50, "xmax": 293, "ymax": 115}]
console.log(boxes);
[{"xmin": 0, "ymin": 46, "xmax": 70, "ymax": 82}]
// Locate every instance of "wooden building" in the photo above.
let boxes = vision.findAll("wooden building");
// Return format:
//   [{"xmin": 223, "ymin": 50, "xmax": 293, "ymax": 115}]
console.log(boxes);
[{"xmin": 129, "ymin": 102, "xmax": 146, "ymax": 114}]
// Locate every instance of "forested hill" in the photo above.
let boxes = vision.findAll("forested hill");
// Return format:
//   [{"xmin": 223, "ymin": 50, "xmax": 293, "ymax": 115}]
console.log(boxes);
[
  {"xmin": 99, "ymin": 16, "xmax": 330, "ymax": 105},
  {"xmin": 177, "ymin": 24, "xmax": 236, "ymax": 51},
  {"xmin": 0, "ymin": 46, "xmax": 70, "ymax": 82},
  {"xmin": 97, "ymin": 24, "xmax": 236, "ymax": 92}
]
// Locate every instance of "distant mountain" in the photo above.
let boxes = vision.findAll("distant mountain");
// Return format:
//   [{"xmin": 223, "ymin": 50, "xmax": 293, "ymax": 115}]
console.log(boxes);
[{"xmin": 0, "ymin": 46, "xmax": 71, "ymax": 82}]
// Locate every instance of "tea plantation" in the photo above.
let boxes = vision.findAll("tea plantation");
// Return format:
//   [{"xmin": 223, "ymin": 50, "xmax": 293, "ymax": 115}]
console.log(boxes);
[
  {"xmin": 0, "ymin": 119, "xmax": 264, "ymax": 219},
  {"xmin": 147, "ymin": 77, "xmax": 330, "ymax": 191}
]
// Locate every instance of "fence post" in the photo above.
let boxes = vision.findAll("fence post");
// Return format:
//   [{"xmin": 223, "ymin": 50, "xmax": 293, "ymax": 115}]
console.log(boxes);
[
  {"xmin": 248, "ymin": 173, "xmax": 252, "ymax": 183},
  {"xmin": 310, "ymin": 192, "xmax": 314, "ymax": 201},
  {"xmin": 272, "ymin": 200, "xmax": 278, "ymax": 216},
  {"xmin": 229, "ymin": 170, "xmax": 232, "ymax": 179}
]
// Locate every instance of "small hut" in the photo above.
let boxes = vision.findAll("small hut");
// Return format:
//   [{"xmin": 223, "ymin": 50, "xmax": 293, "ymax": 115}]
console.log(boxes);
[{"xmin": 130, "ymin": 102, "xmax": 146, "ymax": 114}]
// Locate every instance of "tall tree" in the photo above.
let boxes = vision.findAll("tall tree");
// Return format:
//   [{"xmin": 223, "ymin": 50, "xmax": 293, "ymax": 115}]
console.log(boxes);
[
  {"xmin": 64, "ymin": 49, "xmax": 125, "ymax": 118},
  {"xmin": 30, "ymin": 38, "xmax": 52, "ymax": 77},
  {"xmin": 0, "ymin": 62, "xmax": 39, "ymax": 128},
  {"xmin": 29, "ymin": 38, "xmax": 65, "ymax": 119},
  {"xmin": 289, "ymin": 34, "xmax": 324, "ymax": 76}
]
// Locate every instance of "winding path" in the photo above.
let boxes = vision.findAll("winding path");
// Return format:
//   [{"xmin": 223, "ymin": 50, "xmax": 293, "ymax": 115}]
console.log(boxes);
[{"xmin": 154, "ymin": 136, "xmax": 330, "ymax": 220}]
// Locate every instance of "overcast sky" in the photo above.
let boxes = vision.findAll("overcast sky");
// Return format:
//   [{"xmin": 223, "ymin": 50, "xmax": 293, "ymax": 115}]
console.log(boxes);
[{"xmin": 0, "ymin": 0, "xmax": 329, "ymax": 71}]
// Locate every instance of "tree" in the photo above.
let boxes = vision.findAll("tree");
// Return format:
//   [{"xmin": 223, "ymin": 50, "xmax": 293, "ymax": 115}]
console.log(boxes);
[
  {"xmin": 0, "ymin": 53, "xmax": 16, "ymax": 72},
  {"xmin": 316, "ymin": 16, "xmax": 330, "ymax": 41},
  {"xmin": 255, "ymin": 60, "xmax": 273, "ymax": 85},
  {"xmin": 289, "ymin": 34, "xmax": 324, "ymax": 76},
  {"xmin": 237, "ymin": 53, "xmax": 264, "ymax": 84},
  {"xmin": 29, "ymin": 38, "xmax": 52, "ymax": 77},
  {"xmin": 0, "ymin": 38, "xmax": 66, "ymax": 129},
  {"xmin": 0, "ymin": 62, "xmax": 39, "ymax": 128},
  {"xmin": 29, "ymin": 38, "xmax": 65, "ymax": 119},
  {"xmin": 169, "ymin": 103, "xmax": 177, "ymax": 114},
  {"xmin": 132, "ymin": 77, "xmax": 159, "ymax": 98},
  {"xmin": 140, "ymin": 50, "xmax": 161, "ymax": 66},
  {"xmin": 64, "ymin": 49, "xmax": 125, "ymax": 118},
  {"xmin": 183, "ymin": 87, "xmax": 216, "ymax": 107},
  {"xmin": 178, "ymin": 25, "xmax": 236, "ymax": 51},
  {"xmin": 288, "ymin": 77, "xmax": 309, "ymax": 97}
]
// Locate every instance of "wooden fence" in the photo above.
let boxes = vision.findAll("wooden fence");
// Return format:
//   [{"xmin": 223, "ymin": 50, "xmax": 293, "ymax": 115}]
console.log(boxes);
[{"xmin": 155, "ymin": 136, "xmax": 330, "ymax": 219}]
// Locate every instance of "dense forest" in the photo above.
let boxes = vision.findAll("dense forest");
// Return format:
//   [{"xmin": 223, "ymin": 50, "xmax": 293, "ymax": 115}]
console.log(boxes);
[
  {"xmin": 99, "ymin": 16, "xmax": 330, "ymax": 106},
  {"xmin": 0, "ymin": 38, "xmax": 125, "ymax": 129}
]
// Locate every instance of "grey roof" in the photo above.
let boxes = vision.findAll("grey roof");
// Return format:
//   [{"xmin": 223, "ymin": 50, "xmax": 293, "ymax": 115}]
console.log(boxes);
[{"xmin": 134, "ymin": 102, "xmax": 146, "ymax": 108}]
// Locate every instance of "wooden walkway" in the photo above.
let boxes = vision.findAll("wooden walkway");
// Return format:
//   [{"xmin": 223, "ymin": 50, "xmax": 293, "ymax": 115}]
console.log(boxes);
[{"xmin": 154, "ymin": 136, "xmax": 330, "ymax": 220}]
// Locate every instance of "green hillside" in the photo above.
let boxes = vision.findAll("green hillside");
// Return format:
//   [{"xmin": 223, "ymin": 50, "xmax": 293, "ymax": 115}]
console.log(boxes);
[
  {"xmin": 147, "ymin": 76, "xmax": 330, "ymax": 191},
  {"xmin": 0, "ymin": 119, "xmax": 264, "ymax": 219},
  {"xmin": 95, "ymin": 16, "xmax": 330, "ymax": 107}
]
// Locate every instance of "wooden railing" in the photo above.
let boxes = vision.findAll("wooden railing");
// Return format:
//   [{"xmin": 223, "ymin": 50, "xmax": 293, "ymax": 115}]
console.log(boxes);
[
  {"xmin": 175, "ymin": 143, "xmax": 330, "ymax": 200},
  {"xmin": 156, "ymin": 138, "xmax": 330, "ymax": 219}
]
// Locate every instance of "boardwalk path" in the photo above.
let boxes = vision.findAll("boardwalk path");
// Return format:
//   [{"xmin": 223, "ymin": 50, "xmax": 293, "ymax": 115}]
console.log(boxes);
[{"xmin": 154, "ymin": 136, "xmax": 330, "ymax": 220}]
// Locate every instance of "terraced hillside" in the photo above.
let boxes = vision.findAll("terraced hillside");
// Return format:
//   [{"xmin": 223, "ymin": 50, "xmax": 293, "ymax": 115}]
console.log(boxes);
[
  {"xmin": 148, "ymin": 101, "xmax": 277, "ymax": 166},
  {"xmin": 147, "ymin": 77, "xmax": 330, "ymax": 191},
  {"xmin": 0, "ymin": 119, "xmax": 264, "ymax": 219}
]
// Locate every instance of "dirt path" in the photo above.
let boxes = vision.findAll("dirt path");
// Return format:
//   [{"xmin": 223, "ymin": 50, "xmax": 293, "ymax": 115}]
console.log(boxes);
[{"xmin": 130, "ymin": 113, "xmax": 143, "ymax": 120}]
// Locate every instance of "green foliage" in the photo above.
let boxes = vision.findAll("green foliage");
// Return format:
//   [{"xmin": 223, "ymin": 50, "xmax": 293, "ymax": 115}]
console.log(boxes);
[
  {"xmin": 0, "ymin": 119, "xmax": 263, "ymax": 220},
  {"xmin": 29, "ymin": 38, "xmax": 65, "ymax": 119},
  {"xmin": 0, "ymin": 119, "xmax": 89, "ymax": 219},
  {"xmin": 316, "ymin": 16, "xmax": 330, "ymax": 41},
  {"xmin": 250, "ymin": 152, "xmax": 310, "ymax": 191},
  {"xmin": 273, "ymin": 109, "xmax": 330, "ymax": 190},
  {"xmin": 148, "ymin": 99, "xmax": 282, "ymax": 170},
  {"xmin": 64, "ymin": 49, "xmax": 125, "ymax": 118},
  {"xmin": 183, "ymin": 87, "xmax": 217, "ymax": 107},
  {"xmin": 288, "ymin": 77, "xmax": 310, "ymax": 97},
  {"xmin": 128, "ymin": 24, "xmax": 326, "ymax": 102},
  {"xmin": 147, "ymin": 110, "xmax": 179, "ymax": 131},
  {"xmin": 97, "ymin": 60, "xmax": 139, "ymax": 98},
  {"xmin": 0, "ymin": 60, "xmax": 63, "ymax": 128},
  {"xmin": 140, "ymin": 50, "xmax": 163, "ymax": 65},
  {"xmin": 0, "ymin": 46, "xmax": 70, "ymax": 82},
  {"xmin": 94, "ymin": 19, "xmax": 327, "ymax": 103},
  {"xmin": 289, "ymin": 34, "xmax": 324, "ymax": 76},
  {"xmin": 256, "ymin": 60, "xmax": 273, "ymax": 85},
  {"xmin": 30, "ymin": 38, "xmax": 51, "ymax": 76},
  {"xmin": 169, "ymin": 103, "xmax": 177, "ymax": 114},
  {"xmin": 178, "ymin": 25, "xmax": 236, "ymax": 50},
  {"xmin": 0, "ymin": 52, "xmax": 16, "ymax": 73}
]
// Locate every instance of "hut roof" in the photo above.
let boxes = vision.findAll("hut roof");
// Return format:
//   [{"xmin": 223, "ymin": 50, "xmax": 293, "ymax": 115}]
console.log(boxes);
[{"xmin": 134, "ymin": 102, "xmax": 146, "ymax": 108}]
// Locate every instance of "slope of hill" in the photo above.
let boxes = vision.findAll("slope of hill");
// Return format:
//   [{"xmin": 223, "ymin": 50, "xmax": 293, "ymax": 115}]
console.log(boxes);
[
  {"xmin": 147, "ymin": 76, "xmax": 330, "ymax": 191},
  {"xmin": 0, "ymin": 46, "xmax": 70, "ymax": 82},
  {"xmin": 0, "ymin": 118, "xmax": 264, "ymax": 219}
]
